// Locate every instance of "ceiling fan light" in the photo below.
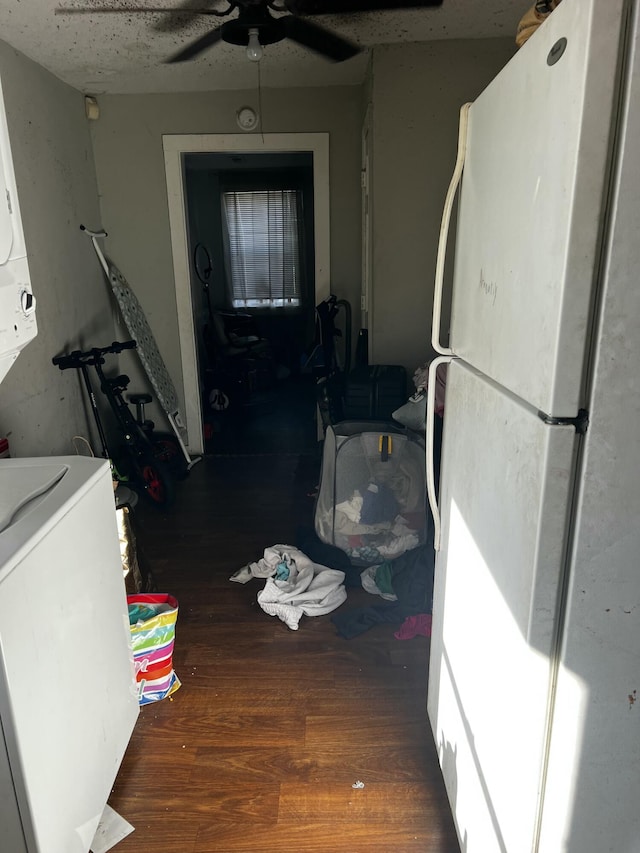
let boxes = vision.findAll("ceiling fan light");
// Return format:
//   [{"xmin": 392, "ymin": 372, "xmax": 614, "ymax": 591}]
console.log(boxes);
[{"xmin": 246, "ymin": 28, "xmax": 263, "ymax": 62}]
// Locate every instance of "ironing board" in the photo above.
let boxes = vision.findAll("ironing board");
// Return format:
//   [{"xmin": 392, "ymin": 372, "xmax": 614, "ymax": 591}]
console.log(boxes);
[{"xmin": 82, "ymin": 225, "xmax": 199, "ymax": 470}]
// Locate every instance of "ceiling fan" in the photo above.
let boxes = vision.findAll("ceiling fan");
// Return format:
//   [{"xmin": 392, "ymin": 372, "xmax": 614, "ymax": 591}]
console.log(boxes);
[{"xmin": 56, "ymin": 0, "xmax": 444, "ymax": 65}]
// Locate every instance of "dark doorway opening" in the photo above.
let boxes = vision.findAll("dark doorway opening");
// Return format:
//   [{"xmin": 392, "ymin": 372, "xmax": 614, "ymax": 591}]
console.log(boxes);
[{"xmin": 184, "ymin": 151, "xmax": 319, "ymax": 456}]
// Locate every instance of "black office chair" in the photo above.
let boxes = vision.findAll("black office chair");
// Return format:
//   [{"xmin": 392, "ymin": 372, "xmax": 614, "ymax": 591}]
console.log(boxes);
[
  {"xmin": 211, "ymin": 310, "xmax": 272, "ymax": 360},
  {"xmin": 205, "ymin": 310, "xmax": 276, "ymax": 410}
]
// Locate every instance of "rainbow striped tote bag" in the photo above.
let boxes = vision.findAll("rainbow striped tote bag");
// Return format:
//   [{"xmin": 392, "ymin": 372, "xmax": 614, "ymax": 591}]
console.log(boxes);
[{"xmin": 127, "ymin": 593, "xmax": 181, "ymax": 705}]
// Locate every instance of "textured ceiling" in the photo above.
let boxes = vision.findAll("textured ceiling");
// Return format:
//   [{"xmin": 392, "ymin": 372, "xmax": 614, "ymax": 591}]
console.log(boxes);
[{"xmin": 0, "ymin": 1, "xmax": 528, "ymax": 93}]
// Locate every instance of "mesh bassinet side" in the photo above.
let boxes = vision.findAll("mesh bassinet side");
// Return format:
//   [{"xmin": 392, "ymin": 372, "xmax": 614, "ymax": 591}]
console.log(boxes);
[
  {"xmin": 315, "ymin": 421, "xmax": 427, "ymax": 566},
  {"xmin": 314, "ymin": 423, "xmax": 338, "ymax": 545}
]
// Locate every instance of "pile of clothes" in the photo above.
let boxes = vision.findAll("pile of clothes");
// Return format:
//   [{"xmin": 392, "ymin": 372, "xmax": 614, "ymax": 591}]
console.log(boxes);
[
  {"xmin": 332, "ymin": 481, "xmax": 423, "ymax": 565},
  {"xmin": 330, "ymin": 543, "xmax": 435, "ymax": 640},
  {"xmin": 230, "ymin": 544, "xmax": 347, "ymax": 631},
  {"xmin": 231, "ymin": 533, "xmax": 435, "ymax": 641}
]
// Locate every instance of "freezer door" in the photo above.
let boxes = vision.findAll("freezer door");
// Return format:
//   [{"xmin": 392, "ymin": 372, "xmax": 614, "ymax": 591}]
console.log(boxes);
[
  {"xmin": 449, "ymin": 0, "xmax": 626, "ymax": 417},
  {"xmin": 427, "ymin": 360, "xmax": 576, "ymax": 853}
]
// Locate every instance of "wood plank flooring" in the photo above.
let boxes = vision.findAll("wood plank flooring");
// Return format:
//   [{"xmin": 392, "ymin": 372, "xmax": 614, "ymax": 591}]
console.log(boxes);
[{"xmin": 109, "ymin": 453, "xmax": 460, "ymax": 853}]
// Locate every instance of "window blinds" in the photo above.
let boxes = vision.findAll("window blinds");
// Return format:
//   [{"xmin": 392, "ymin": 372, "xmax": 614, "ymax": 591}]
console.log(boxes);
[{"xmin": 222, "ymin": 189, "xmax": 302, "ymax": 308}]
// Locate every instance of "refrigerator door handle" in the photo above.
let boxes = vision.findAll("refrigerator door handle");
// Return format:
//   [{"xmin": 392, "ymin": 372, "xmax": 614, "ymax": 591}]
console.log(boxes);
[
  {"xmin": 426, "ymin": 355, "xmax": 455, "ymax": 551},
  {"xmin": 432, "ymin": 102, "xmax": 471, "ymax": 356}
]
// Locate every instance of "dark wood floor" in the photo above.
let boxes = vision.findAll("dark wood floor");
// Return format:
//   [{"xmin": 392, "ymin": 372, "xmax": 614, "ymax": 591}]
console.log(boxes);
[
  {"xmin": 204, "ymin": 374, "xmax": 319, "ymax": 456},
  {"xmin": 109, "ymin": 452, "xmax": 460, "ymax": 853}
]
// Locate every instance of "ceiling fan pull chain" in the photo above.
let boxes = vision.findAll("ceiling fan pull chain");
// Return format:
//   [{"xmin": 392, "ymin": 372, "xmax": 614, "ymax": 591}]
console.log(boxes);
[{"xmin": 258, "ymin": 59, "xmax": 265, "ymax": 143}]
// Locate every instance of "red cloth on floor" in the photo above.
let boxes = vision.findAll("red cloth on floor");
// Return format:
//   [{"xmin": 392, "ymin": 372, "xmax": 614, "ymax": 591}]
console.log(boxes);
[{"xmin": 394, "ymin": 613, "xmax": 432, "ymax": 640}]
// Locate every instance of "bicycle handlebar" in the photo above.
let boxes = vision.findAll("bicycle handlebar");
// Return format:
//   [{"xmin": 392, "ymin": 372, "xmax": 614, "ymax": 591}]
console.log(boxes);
[
  {"xmin": 79, "ymin": 224, "xmax": 108, "ymax": 239},
  {"xmin": 52, "ymin": 340, "xmax": 137, "ymax": 370}
]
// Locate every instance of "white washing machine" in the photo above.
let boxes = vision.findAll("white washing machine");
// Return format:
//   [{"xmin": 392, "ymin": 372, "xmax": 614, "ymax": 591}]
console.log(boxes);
[{"xmin": 0, "ymin": 457, "xmax": 139, "ymax": 853}]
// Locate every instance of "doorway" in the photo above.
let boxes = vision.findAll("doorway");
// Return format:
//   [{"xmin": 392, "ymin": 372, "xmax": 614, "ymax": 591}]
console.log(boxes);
[
  {"xmin": 164, "ymin": 133, "xmax": 330, "ymax": 455},
  {"xmin": 184, "ymin": 151, "xmax": 317, "ymax": 454}
]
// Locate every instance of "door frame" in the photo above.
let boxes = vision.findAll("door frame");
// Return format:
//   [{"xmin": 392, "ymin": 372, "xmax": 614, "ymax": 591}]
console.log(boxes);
[
  {"xmin": 360, "ymin": 103, "xmax": 373, "ymax": 344},
  {"xmin": 163, "ymin": 132, "xmax": 330, "ymax": 454}
]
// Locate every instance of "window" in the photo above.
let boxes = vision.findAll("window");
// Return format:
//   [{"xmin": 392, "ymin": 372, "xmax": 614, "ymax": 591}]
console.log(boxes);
[{"xmin": 221, "ymin": 188, "xmax": 303, "ymax": 309}]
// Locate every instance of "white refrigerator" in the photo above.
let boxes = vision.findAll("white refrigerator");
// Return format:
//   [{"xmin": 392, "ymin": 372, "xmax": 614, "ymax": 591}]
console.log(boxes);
[
  {"xmin": 426, "ymin": 1, "xmax": 640, "ymax": 851},
  {"xmin": 0, "ymin": 457, "xmax": 139, "ymax": 853}
]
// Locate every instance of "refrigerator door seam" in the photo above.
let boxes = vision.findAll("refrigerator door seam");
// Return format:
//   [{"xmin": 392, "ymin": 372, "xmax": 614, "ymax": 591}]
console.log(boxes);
[{"xmin": 572, "ymin": 0, "xmax": 636, "ymax": 418}]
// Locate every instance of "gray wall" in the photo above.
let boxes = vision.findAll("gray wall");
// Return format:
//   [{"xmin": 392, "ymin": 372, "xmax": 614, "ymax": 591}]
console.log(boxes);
[
  {"xmin": 0, "ymin": 41, "xmax": 115, "ymax": 457},
  {"xmin": 370, "ymin": 38, "xmax": 516, "ymax": 375},
  {"xmin": 89, "ymin": 86, "xmax": 362, "ymax": 427},
  {"xmin": 0, "ymin": 39, "xmax": 517, "ymax": 455}
]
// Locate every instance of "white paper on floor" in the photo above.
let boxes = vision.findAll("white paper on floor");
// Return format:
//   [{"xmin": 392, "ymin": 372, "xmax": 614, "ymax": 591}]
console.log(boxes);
[{"xmin": 90, "ymin": 804, "xmax": 134, "ymax": 853}]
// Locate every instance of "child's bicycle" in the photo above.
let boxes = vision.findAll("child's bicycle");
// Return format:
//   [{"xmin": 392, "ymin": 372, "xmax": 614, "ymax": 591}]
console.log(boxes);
[{"xmin": 53, "ymin": 340, "xmax": 186, "ymax": 508}]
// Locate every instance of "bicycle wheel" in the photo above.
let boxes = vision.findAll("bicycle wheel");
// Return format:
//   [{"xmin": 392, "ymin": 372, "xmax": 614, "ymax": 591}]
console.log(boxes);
[
  {"xmin": 152, "ymin": 431, "xmax": 189, "ymax": 480},
  {"xmin": 130, "ymin": 447, "xmax": 175, "ymax": 508}
]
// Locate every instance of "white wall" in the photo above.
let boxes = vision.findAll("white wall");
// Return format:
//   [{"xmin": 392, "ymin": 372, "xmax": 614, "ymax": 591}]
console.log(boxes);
[
  {"xmin": 89, "ymin": 86, "xmax": 362, "ymax": 429},
  {"xmin": 0, "ymin": 41, "xmax": 115, "ymax": 457},
  {"xmin": 370, "ymin": 38, "xmax": 516, "ymax": 375}
]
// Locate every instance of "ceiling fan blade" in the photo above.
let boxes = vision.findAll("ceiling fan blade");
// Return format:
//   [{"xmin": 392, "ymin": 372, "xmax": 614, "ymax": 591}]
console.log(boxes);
[
  {"xmin": 56, "ymin": 6, "xmax": 196, "ymax": 13},
  {"xmin": 165, "ymin": 25, "xmax": 223, "ymax": 62},
  {"xmin": 285, "ymin": 0, "xmax": 442, "ymax": 13},
  {"xmin": 152, "ymin": 0, "xmax": 233, "ymax": 33},
  {"xmin": 159, "ymin": 0, "xmax": 227, "ymax": 11},
  {"xmin": 282, "ymin": 15, "xmax": 360, "ymax": 62}
]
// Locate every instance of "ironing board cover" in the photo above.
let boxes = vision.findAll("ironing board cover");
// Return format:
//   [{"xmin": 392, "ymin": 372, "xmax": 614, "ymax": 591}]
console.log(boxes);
[{"xmin": 108, "ymin": 263, "xmax": 181, "ymax": 423}]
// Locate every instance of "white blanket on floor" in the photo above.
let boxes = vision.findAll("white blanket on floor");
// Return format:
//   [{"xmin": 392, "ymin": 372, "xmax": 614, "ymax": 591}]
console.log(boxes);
[{"xmin": 251, "ymin": 545, "xmax": 347, "ymax": 630}]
